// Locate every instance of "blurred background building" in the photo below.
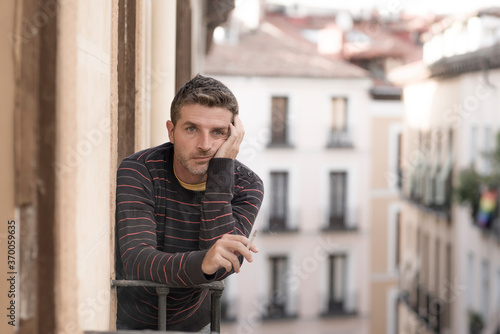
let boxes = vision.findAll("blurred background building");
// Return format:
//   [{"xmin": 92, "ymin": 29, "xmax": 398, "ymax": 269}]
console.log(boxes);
[
  {"xmin": 391, "ymin": 7, "xmax": 500, "ymax": 334},
  {"xmin": 1, "ymin": 0, "xmax": 500, "ymax": 334}
]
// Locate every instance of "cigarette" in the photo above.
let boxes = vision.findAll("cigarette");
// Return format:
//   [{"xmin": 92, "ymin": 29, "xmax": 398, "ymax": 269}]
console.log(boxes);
[{"xmin": 246, "ymin": 229, "xmax": 257, "ymax": 250}]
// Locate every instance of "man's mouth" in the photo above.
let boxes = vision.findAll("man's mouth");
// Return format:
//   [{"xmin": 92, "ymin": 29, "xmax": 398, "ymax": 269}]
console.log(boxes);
[{"xmin": 192, "ymin": 156, "xmax": 212, "ymax": 162}]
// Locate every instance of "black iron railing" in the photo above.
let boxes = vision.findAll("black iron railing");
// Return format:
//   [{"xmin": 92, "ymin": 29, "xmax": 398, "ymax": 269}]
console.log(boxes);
[
  {"xmin": 401, "ymin": 283, "xmax": 447, "ymax": 334},
  {"xmin": 111, "ymin": 279, "xmax": 224, "ymax": 332}
]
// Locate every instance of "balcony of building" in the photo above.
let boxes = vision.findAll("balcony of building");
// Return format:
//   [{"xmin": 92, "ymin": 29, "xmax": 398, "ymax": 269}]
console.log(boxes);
[
  {"xmin": 400, "ymin": 278, "xmax": 451, "ymax": 334},
  {"xmin": 405, "ymin": 155, "xmax": 452, "ymax": 222},
  {"xmin": 321, "ymin": 208, "xmax": 359, "ymax": 232},
  {"xmin": 326, "ymin": 127, "xmax": 355, "ymax": 149},
  {"xmin": 259, "ymin": 293, "xmax": 299, "ymax": 321},
  {"xmin": 319, "ymin": 291, "xmax": 358, "ymax": 318}
]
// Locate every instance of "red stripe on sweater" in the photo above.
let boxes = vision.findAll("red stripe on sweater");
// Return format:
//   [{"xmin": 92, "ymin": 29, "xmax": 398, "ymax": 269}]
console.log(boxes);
[
  {"xmin": 119, "ymin": 231, "xmax": 156, "ymax": 240},
  {"xmin": 118, "ymin": 167, "xmax": 150, "ymax": 181},
  {"xmin": 243, "ymin": 201, "xmax": 259, "ymax": 210},
  {"xmin": 155, "ymin": 196, "xmax": 201, "ymax": 207},
  {"xmin": 136, "ymin": 149, "xmax": 151, "ymax": 161},
  {"xmin": 199, "ymin": 231, "xmax": 231, "ymax": 241},
  {"xmin": 117, "ymin": 200, "xmax": 149, "ymax": 206},
  {"xmin": 117, "ymin": 217, "xmax": 156, "ymax": 224},
  {"xmin": 167, "ymin": 290, "xmax": 208, "ymax": 324},
  {"xmin": 118, "ymin": 184, "xmax": 144, "ymax": 190},
  {"xmin": 201, "ymin": 200, "xmax": 229, "ymax": 204},
  {"xmin": 201, "ymin": 212, "xmax": 232, "ymax": 222},
  {"xmin": 165, "ymin": 234, "xmax": 199, "ymax": 242},
  {"xmin": 241, "ymin": 188, "xmax": 264, "ymax": 195},
  {"xmin": 177, "ymin": 254, "xmax": 187, "ymax": 286},
  {"xmin": 150, "ymin": 254, "xmax": 160, "ymax": 280}
]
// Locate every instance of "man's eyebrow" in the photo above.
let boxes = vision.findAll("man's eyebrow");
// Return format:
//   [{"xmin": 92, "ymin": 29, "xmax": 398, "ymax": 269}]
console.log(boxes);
[
  {"xmin": 212, "ymin": 126, "xmax": 228, "ymax": 132},
  {"xmin": 180, "ymin": 121, "xmax": 228, "ymax": 132},
  {"xmin": 181, "ymin": 121, "xmax": 199, "ymax": 128}
]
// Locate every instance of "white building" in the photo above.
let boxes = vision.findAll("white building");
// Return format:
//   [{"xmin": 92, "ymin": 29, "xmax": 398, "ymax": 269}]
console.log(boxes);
[
  {"xmin": 391, "ymin": 7, "xmax": 500, "ymax": 334},
  {"xmin": 204, "ymin": 15, "xmax": 376, "ymax": 334}
]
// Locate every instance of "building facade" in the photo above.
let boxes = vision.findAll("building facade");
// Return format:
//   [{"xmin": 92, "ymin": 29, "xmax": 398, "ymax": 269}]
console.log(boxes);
[
  {"xmin": 392, "ymin": 8, "xmax": 500, "ymax": 334},
  {"xmin": 203, "ymin": 7, "xmax": 412, "ymax": 332},
  {"xmin": 0, "ymin": 0, "xmax": 234, "ymax": 333}
]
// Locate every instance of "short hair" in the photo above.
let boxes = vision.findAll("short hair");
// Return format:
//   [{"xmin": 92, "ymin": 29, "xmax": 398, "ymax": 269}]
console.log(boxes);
[{"xmin": 170, "ymin": 74, "xmax": 239, "ymax": 125}]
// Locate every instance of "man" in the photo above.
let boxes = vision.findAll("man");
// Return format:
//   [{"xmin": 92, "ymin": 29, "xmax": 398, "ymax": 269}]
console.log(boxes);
[{"xmin": 115, "ymin": 75, "xmax": 264, "ymax": 332}]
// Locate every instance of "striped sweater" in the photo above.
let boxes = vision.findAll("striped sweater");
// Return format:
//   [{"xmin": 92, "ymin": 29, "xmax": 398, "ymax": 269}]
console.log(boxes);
[{"xmin": 115, "ymin": 142, "xmax": 264, "ymax": 332}]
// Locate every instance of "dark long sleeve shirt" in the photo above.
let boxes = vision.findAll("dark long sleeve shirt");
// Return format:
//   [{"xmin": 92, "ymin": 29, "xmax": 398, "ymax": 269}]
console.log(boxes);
[{"xmin": 115, "ymin": 142, "xmax": 264, "ymax": 332}]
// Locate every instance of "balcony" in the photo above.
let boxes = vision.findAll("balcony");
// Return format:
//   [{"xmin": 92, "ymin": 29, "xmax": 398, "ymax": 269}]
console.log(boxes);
[
  {"xmin": 320, "ymin": 292, "xmax": 358, "ymax": 318},
  {"xmin": 327, "ymin": 128, "xmax": 354, "ymax": 148},
  {"xmin": 260, "ymin": 294, "xmax": 298, "ymax": 321},
  {"xmin": 265, "ymin": 211, "xmax": 299, "ymax": 234},
  {"xmin": 89, "ymin": 279, "xmax": 225, "ymax": 333},
  {"xmin": 405, "ymin": 160, "xmax": 452, "ymax": 221},
  {"xmin": 400, "ymin": 280, "xmax": 450, "ymax": 333},
  {"xmin": 322, "ymin": 208, "xmax": 359, "ymax": 232}
]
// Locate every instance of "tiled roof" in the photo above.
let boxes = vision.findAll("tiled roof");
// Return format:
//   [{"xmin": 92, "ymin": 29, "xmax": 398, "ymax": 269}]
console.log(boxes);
[
  {"xmin": 342, "ymin": 22, "xmax": 423, "ymax": 64},
  {"xmin": 204, "ymin": 22, "xmax": 369, "ymax": 79}
]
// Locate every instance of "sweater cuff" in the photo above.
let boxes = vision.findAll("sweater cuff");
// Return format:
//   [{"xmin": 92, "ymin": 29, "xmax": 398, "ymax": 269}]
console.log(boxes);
[{"xmin": 185, "ymin": 250, "xmax": 215, "ymax": 285}]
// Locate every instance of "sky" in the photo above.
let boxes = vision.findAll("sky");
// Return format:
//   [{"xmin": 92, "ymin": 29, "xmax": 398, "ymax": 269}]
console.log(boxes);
[{"xmin": 265, "ymin": 0, "xmax": 500, "ymax": 14}]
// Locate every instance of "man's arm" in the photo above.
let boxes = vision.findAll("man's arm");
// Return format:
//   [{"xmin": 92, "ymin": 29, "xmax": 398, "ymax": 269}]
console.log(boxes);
[
  {"xmin": 199, "ymin": 116, "xmax": 265, "ymax": 278},
  {"xmin": 116, "ymin": 158, "xmax": 214, "ymax": 287}
]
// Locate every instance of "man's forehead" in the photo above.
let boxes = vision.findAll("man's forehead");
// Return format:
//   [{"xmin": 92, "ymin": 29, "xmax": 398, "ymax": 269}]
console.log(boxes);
[{"xmin": 178, "ymin": 104, "xmax": 234, "ymax": 123}]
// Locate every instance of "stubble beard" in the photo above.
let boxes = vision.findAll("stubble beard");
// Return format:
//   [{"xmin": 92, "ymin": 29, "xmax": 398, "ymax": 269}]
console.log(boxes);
[{"xmin": 176, "ymin": 151, "xmax": 210, "ymax": 177}]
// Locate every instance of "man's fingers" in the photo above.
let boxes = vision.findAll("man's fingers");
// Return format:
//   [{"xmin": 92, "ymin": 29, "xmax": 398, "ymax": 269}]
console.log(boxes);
[
  {"xmin": 202, "ymin": 234, "xmax": 258, "ymax": 275},
  {"xmin": 218, "ymin": 248, "xmax": 241, "ymax": 273}
]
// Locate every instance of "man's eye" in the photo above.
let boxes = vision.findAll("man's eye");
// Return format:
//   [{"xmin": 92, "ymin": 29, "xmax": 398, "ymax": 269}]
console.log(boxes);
[
  {"xmin": 213, "ymin": 130, "xmax": 226, "ymax": 136},
  {"xmin": 187, "ymin": 126, "xmax": 196, "ymax": 132}
]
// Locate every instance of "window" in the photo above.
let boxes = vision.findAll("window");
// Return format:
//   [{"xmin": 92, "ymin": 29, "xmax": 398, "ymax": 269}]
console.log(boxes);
[
  {"xmin": 395, "ymin": 211, "xmax": 401, "ymax": 269},
  {"xmin": 420, "ymin": 234, "xmax": 428, "ymax": 287},
  {"xmin": 484, "ymin": 126, "xmax": 492, "ymax": 174},
  {"xmin": 443, "ymin": 243, "xmax": 452, "ymax": 329},
  {"xmin": 389, "ymin": 206, "xmax": 401, "ymax": 272},
  {"xmin": 435, "ymin": 130, "xmax": 453, "ymax": 211},
  {"xmin": 269, "ymin": 172, "xmax": 288, "ymax": 231},
  {"xmin": 435, "ymin": 239, "xmax": 440, "ymax": 296},
  {"xmin": 467, "ymin": 252, "xmax": 475, "ymax": 309},
  {"xmin": 397, "ymin": 132, "xmax": 403, "ymax": 189},
  {"xmin": 481, "ymin": 260, "xmax": 490, "ymax": 320},
  {"xmin": 326, "ymin": 254, "xmax": 349, "ymax": 314},
  {"xmin": 267, "ymin": 256, "xmax": 288, "ymax": 318},
  {"xmin": 328, "ymin": 97, "xmax": 352, "ymax": 147},
  {"xmin": 496, "ymin": 269, "xmax": 500, "ymax": 311},
  {"xmin": 270, "ymin": 96, "xmax": 288, "ymax": 146},
  {"xmin": 328, "ymin": 172, "xmax": 348, "ymax": 229},
  {"xmin": 470, "ymin": 126, "xmax": 477, "ymax": 167}
]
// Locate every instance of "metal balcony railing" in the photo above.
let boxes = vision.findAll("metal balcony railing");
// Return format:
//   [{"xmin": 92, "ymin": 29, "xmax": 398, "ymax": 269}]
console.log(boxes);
[
  {"xmin": 109, "ymin": 279, "xmax": 224, "ymax": 333},
  {"xmin": 323, "ymin": 208, "xmax": 359, "ymax": 232},
  {"xmin": 319, "ymin": 291, "xmax": 358, "ymax": 317},
  {"xmin": 327, "ymin": 128, "xmax": 354, "ymax": 148},
  {"xmin": 400, "ymin": 281, "xmax": 449, "ymax": 334}
]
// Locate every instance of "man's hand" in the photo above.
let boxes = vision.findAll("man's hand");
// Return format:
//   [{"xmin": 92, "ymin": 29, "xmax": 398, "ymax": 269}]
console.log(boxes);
[
  {"xmin": 201, "ymin": 234, "xmax": 258, "ymax": 275},
  {"xmin": 214, "ymin": 115, "xmax": 244, "ymax": 160}
]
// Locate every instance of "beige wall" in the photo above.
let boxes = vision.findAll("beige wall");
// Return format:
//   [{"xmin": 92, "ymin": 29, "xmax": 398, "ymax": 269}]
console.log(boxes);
[
  {"xmin": 371, "ymin": 116, "xmax": 402, "ymax": 190},
  {"xmin": 371, "ymin": 197, "xmax": 391, "ymax": 273},
  {"xmin": 369, "ymin": 109, "xmax": 402, "ymax": 334},
  {"xmin": 0, "ymin": 1, "xmax": 17, "ymax": 333},
  {"xmin": 370, "ymin": 280, "xmax": 397, "ymax": 334},
  {"xmin": 55, "ymin": 0, "xmax": 117, "ymax": 332}
]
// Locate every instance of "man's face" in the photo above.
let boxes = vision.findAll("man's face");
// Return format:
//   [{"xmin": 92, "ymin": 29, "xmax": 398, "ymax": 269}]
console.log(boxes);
[{"xmin": 167, "ymin": 104, "xmax": 232, "ymax": 184}]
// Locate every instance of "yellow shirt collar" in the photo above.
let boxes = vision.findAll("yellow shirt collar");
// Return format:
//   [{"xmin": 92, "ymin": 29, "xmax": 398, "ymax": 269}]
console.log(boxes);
[{"xmin": 174, "ymin": 165, "xmax": 206, "ymax": 191}]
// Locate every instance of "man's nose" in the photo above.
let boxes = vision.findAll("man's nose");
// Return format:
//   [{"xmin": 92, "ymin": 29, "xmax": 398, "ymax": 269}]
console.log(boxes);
[{"xmin": 197, "ymin": 132, "xmax": 211, "ymax": 152}]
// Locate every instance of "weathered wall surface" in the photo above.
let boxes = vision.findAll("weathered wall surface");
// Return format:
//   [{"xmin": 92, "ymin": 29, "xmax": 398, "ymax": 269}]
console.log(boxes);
[{"xmin": 0, "ymin": 0, "xmax": 17, "ymax": 332}]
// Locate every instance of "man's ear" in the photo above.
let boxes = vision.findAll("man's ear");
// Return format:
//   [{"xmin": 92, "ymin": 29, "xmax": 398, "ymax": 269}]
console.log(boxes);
[{"xmin": 166, "ymin": 120, "xmax": 175, "ymax": 144}]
